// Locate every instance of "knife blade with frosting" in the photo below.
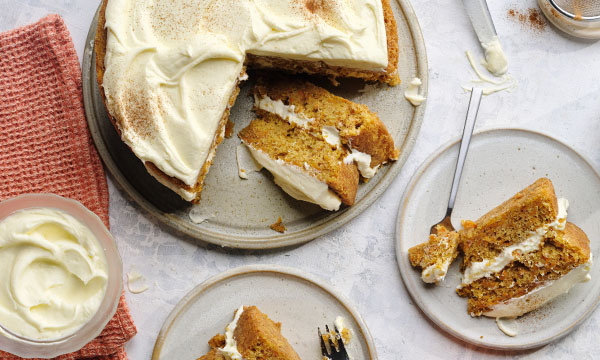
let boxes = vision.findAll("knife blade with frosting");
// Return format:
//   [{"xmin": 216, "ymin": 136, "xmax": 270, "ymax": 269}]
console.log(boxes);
[{"xmin": 462, "ymin": 0, "xmax": 508, "ymax": 76}]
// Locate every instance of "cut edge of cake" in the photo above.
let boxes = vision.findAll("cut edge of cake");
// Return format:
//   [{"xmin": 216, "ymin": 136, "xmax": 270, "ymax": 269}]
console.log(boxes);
[
  {"xmin": 239, "ymin": 112, "xmax": 360, "ymax": 211},
  {"xmin": 456, "ymin": 178, "xmax": 592, "ymax": 317},
  {"xmin": 482, "ymin": 222, "xmax": 592, "ymax": 318},
  {"xmin": 252, "ymin": 75, "xmax": 400, "ymax": 177},
  {"xmin": 239, "ymin": 76, "xmax": 399, "ymax": 211}
]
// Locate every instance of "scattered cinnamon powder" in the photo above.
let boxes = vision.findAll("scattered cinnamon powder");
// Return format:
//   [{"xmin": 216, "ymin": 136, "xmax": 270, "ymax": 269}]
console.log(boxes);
[
  {"xmin": 507, "ymin": 8, "xmax": 547, "ymax": 31},
  {"xmin": 270, "ymin": 216, "xmax": 286, "ymax": 233},
  {"xmin": 225, "ymin": 119, "xmax": 234, "ymax": 138}
]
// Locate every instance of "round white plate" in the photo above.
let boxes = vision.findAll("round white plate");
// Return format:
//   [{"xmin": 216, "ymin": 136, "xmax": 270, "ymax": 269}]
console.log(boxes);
[
  {"xmin": 395, "ymin": 128, "xmax": 600, "ymax": 350},
  {"xmin": 81, "ymin": 0, "xmax": 427, "ymax": 249},
  {"xmin": 152, "ymin": 265, "xmax": 377, "ymax": 359}
]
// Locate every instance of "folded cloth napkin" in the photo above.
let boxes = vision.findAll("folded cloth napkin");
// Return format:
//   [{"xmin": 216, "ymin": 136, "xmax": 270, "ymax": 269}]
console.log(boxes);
[{"xmin": 0, "ymin": 14, "xmax": 136, "ymax": 360}]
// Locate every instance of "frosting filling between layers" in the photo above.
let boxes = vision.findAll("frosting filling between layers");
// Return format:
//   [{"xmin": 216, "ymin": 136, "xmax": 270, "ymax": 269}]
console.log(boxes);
[
  {"xmin": 243, "ymin": 144, "xmax": 342, "ymax": 211},
  {"xmin": 254, "ymin": 95, "xmax": 314, "ymax": 129},
  {"xmin": 103, "ymin": 0, "xmax": 389, "ymax": 192},
  {"xmin": 322, "ymin": 126, "xmax": 342, "ymax": 147},
  {"xmin": 483, "ymin": 256, "xmax": 592, "ymax": 318},
  {"xmin": 254, "ymin": 95, "xmax": 380, "ymax": 179},
  {"xmin": 422, "ymin": 257, "xmax": 453, "ymax": 284},
  {"xmin": 460, "ymin": 198, "xmax": 569, "ymax": 288},
  {"xmin": 219, "ymin": 305, "xmax": 245, "ymax": 360},
  {"xmin": 343, "ymin": 149, "xmax": 380, "ymax": 179}
]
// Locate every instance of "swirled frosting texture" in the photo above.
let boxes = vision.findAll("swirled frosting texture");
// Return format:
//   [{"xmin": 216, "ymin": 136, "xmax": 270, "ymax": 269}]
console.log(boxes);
[
  {"xmin": 102, "ymin": 0, "xmax": 388, "ymax": 187},
  {"xmin": 0, "ymin": 208, "xmax": 108, "ymax": 340}
]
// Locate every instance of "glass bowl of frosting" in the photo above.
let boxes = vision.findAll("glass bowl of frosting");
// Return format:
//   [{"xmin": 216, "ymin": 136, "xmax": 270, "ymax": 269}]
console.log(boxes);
[{"xmin": 0, "ymin": 194, "xmax": 123, "ymax": 358}]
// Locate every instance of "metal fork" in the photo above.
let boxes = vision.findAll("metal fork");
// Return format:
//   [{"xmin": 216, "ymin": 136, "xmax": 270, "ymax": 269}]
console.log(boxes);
[
  {"xmin": 430, "ymin": 87, "xmax": 483, "ymax": 235},
  {"xmin": 318, "ymin": 324, "xmax": 349, "ymax": 360}
]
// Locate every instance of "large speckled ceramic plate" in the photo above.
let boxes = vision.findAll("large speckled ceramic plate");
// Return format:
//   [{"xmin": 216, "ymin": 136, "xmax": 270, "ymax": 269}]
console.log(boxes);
[
  {"xmin": 395, "ymin": 128, "xmax": 600, "ymax": 350},
  {"xmin": 151, "ymin": 265, "xmax": 377, "ymax": 359},
  {"xmin": 81, "ymin": 0, "xmax": 427, "ymax": 249}
]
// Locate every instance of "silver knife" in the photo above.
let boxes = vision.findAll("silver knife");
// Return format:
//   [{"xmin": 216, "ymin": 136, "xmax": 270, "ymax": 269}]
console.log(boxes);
[{"xmin": 462, "ymin": 0, "xmax": 508, "ymax": 76}]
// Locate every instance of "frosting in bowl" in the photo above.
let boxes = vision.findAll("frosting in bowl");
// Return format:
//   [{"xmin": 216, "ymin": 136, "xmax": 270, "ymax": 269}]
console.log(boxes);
[{"xmin": 0, "ymin": 208, "xmax": 108, "ymax": 340}]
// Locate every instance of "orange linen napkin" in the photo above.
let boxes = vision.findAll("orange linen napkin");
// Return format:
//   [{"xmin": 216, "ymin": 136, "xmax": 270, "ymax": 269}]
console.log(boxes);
[{"xmin": 0, "ymin": 14, "xmax": 136, "ymax": 359}]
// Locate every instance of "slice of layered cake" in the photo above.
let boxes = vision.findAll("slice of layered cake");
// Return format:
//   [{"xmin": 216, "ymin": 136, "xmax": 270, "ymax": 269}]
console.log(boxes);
[
  {"xmin": 456, "ymin": 178, "xmax": 592, "ymax": 317},
  {"xmin": 408, "ymin": 178, "xmax": 592, "ymax": 322},
  {"xmin": 239, "ymin": 77, "xmax": 399, "ymax": 211},
  {"xmin": 198, "ymin": 306, "xmax": 301, "ymax": 360}
]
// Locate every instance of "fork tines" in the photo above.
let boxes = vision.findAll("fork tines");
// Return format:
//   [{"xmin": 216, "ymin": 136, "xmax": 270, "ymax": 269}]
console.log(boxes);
[{"xmin": 318, "ymin": 324, "xmax": 349, "ymax": 360}]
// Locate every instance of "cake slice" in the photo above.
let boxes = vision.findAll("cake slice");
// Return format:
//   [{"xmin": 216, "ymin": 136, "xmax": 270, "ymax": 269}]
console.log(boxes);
[
  {"xmin": 408, "ymin": 224, "xmax": 460, "ymax": 284},
  {"xmin": 238, "ymin": 77, "xmax": 398, "ymax": 211},
  {"xmin": 198, "ymin": 306, "xmax": 301, "ymax": 360},
  {"xmin": 239, "ymin": 113, "xmax": 359, "ymax": 211},
  {"xmin": 456, "ymin": 178, "xmax": 592, "ymax": 317},
  {"xmin": 253, "ymin": 76, "xmax": 399, "ymax": 179}
]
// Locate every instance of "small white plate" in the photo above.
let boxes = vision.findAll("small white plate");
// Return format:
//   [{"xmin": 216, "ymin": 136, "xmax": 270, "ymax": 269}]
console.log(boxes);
[
  {"xmin": 395, "ymin": 128, "xmax": 600, "ymax": 350},
  {"xmin": 152, "ymin": 265, "xmax": 377, "ymax": 359}
]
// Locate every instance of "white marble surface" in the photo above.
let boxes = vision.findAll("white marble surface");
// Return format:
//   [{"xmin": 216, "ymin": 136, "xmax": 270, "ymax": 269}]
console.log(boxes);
[{"xmin": 2, "ymin": 0, "xmax": 600, "ymax": 359}]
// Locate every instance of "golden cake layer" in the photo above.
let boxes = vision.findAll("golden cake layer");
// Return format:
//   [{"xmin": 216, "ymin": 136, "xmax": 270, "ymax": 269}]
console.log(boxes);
[
  {"xmin": 459, "ymin": 178, "xmax": 559, "ymax": 266},
  {"xmin": 239, "ymin": 113, "xmax": 359, "ymax": 206},
  {"xmin": 458, "ymin": 222, "xmax": 590, "ymax": 315},
  {"xmin": 253, "ymin": 75, "xmax": 399, "ymax": 170},
  {"xmin": 198, "ymin": 306, "xmax": 301, "ymax": 360}
]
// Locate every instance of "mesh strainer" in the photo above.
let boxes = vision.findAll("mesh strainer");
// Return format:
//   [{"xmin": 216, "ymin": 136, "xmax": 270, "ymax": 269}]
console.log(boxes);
[
  {"xmin": 550, "ymin": 0, "xmax": 600, "ymax": 21},
  {"xmin": 539, "ymin": 0, "xmax": 600, "ymax": 38}
]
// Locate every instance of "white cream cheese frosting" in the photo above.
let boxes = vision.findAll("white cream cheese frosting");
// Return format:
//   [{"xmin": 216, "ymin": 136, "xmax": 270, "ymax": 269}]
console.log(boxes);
[
  {"xmin": 422, "ymin": 257, "xmax": 453, "ymax": 284},
  {"xmin": 495, "ymin": 317, "xmax": 518, "ymax": 337},
  {"xmin": 103, "ymin": 0, "xmax": 389, "ymax": 194},
  {"xmin": 188, "ymin": 206, "xmax": 215, "ymax": 224},
  {"xmin": 460, "ymin": 198, "xmax": 569, "ymax": 288},
  {"xmin": 484, "ymin": 256, "xmax": 592, "ymax": 318},
  {"xmin": 322, "ymin": 126, "xmax": 342, "ymax": 148},
  {"xmin": 463, "ymin": 50, "xmax": 516, "ymax": 96},
  {"xmin": 343, "ymin": 149, "xmax": 380, "ymax": 178},
  {"xmin": 126, "ymin": 269, "xmax": 148, "ymax": 294},
  {"xmin": 218, "ymin": 305, "xmax": 245, "ymax": 360},
  {"xmin": 481, "ymin": 37, "xmax": 508, "ymax": 76},
  {"xmin": 244, "ymin": 143, "xmax": 342, "ymax": 211},
  {"xmin": 254, "ymin": 95, "xmax": 314, "ymax": 129},
  {"xmin": 0, "ymin": 208, "xmax": 108, "ymax": 340},
  {"xmin": 236, "ymin": 143, "xmax": 263, "ymax": 180},
  {"xmin": 404, "ymin": 77, "xmax": 426, "ymax": 106}
]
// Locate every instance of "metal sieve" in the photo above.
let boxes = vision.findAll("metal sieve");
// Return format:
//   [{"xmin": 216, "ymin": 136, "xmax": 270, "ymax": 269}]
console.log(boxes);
[{"xmin": 549, "ymin": 0, "xmax": 600, "ymax": 21}]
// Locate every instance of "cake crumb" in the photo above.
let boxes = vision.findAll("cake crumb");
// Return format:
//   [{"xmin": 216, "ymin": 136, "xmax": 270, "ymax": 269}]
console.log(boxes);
[
  {"xmin": 225, "ymin": 120, "xmax": 235, "ymax": 138},
  {"xmin": 270, "ymin": 217, "xmax": 286, "ymax": 233},
  {"xmin": 461, "ymin": 220, "xmax": 477, "ymax": 230},
  {"xmin": 507, "ymin": 8, "xmax": 546, "ymax": 31}
]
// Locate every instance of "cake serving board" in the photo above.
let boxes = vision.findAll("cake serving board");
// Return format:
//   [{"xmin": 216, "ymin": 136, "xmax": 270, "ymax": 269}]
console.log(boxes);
[
  {"xmin": 81, "ymin": 0, "xmax": 427, "ymax": 249},
  {"xmin": 395, "ymin": 128, "xmax": 600, "ymax": 350},
  {"xmin": 151, "ymin": 265, "xmax": 377, "ymax": 359}
]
